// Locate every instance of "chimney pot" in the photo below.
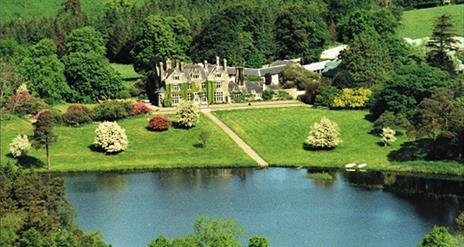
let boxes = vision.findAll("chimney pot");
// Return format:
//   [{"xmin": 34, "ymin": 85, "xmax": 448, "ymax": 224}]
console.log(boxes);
[{"xmin": 216, "ymin": 56, "xmax": 220, "ymax": 66}]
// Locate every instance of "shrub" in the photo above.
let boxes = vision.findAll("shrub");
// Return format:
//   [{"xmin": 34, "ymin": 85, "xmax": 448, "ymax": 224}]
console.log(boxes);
[
  {"xmin": 373, "ymin": 111, "xmax": 412, "ymax": 135},
  {"xmin": 62, "ymin": 104, "xmax": 92, "ymax": 126},
  {"xmin": 457, "ymin": 212, "xmax": 464, "ymax": 233},
  {"xmin": 148, "ymin": 115, "xmax": 172, "ymax": 131},
  {"xmin": 380, "ymin": 127, "xmax": 396, "ymax": 147},
  {"xmin": 275, "ymin": 91, "xmax": 293, "ymax": 100},
  {"xmin": 418, "ymin": 226, "xmax": 456, "ymax": 247},
  {"xmin": 9, "ymin": 134, "xmax": 31, "ymax": 158},
  {"xmin": 94, "ymin": 121, "xmax": 128, "ymax": 153},
  {"xmin": 315, "ymin": 86, "xmax": 338, "ymax": 107},
  {"xmin": 197, "ymin": 130, "xmax": 210, "ymax": 148},
  {"xmin": 176, "ymin": 101, "xmax": 199, "ymax": 128},
  {"xmin": 130, "ymin": 102, "xmax": 150, "ymax": 116},
  {"xmin": 332, "ymin": 88, "xmax": 372, "ymax": 109},
  {"xmin": 262, "ymin": 89, "xmax": 274, "ymax": 101},
  {"xmin": 304, "ymin": 117, "xmax": 341, "ymax": 149},
  {"xmin": 162, "ymin": 98, "xmax": 172, "ymax": 107},
  {"xmin": 8, "ymin": 91, "xmax": 40, "ymax": 115},
  {"xmin": 92, "ymin": 100, "xmax": 131, "ymax": 121},
  {"xmin": 248, "ymin": 236, "xmax": 270, "ymax": 247}
]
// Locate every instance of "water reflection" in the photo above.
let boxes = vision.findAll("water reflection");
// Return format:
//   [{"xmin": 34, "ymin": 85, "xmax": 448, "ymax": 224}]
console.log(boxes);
[{"xmin": 62, "ymin": 168, "xmax": 464, "ymax": 247}]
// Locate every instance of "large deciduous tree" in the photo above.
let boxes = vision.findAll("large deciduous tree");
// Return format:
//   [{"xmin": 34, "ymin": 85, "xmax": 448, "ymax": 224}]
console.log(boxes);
[
  {"xmin": 19, "ymin": 39, "xmax": 69, "ymax": 103},
  {"xmin": 426, "ymin": 14, "xmax": 459, "ymax": 75},
  {"xmin": 53, "ymin": 0, "xmax": 87, "ymax": 56},
  {"xmin": 131, "ymin": 15, "xmax": 189, "ymax": 73},
  {"xmin": 274, "ymin": 4, "xmax": 329, "ymax": 64},
  {"xmin": 62, "ymin": 27, "xmax": 123, "ymax": 102}
]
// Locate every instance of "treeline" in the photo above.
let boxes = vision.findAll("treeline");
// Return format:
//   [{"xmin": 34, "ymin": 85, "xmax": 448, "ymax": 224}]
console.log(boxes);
[{"xmin": 0, "ymin": 0, "xmax": 402, "ymax": 67}]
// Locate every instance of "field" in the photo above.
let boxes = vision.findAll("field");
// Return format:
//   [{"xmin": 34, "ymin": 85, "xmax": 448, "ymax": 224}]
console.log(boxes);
[
  {"xmin": 398, "ymin": 4, "xmax": 464, "ymax": 38},
  {"xmin": 213, "ymin": 107, "xmax": 464, "ymax": 176},
  {"xmin": 111, "ymin": 63, "xmax": 142, "ymax": 81},
  {"xmin": 0, "ymin": 0, "xmax": 146, "ymax": 23},
  {"xmin": 0, "ymin": 114, "xmax": 256, "ymax": 172}
]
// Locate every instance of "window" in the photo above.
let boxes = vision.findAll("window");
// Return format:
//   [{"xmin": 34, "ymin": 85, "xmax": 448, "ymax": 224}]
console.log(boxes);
[
  {"xmin": 187, "ymin": 83, "xmax": 192, "ymax": 90},
  {"xmin": 193, "ymin": 74, "xmax": 200, "ymax": 79},
  {"xmin": 187, "ymin": 93, "xmax": 193, "ymax": 101},
  {"xmin": 172, "ymin": 84, "xmax": 180, "ymax": 91},
  {"xmin": 216, "ymin": 82, "xmax": 222, "ymax": 89},
  {"xmin": 201, "ymin": 92, "xmax": 207, "ymax": 103},
  {"xmin": 216, "ymin": 73, "xmax": 221, "ymax": 78},
  {"xmin": 214, "ymin": 92, "xmax": 224, "ymax": 103},
  {"xmin": 201, "ymin": 82, "xmax": 206, "ymax": 89},
  {"xmin": 172, "ymin": 94, "xmax": 180, "ymax": 104},
  {"xmin": 173, "ymin": 75, "xmax": 180, "ymax": 80},
  {"xmin": 194, "ymin": 93, "xmax": 200, "ymax": 103}
]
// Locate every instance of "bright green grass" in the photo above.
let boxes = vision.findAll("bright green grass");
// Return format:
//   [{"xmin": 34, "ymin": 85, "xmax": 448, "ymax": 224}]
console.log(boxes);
[
  {"xmin": 213, "ymin": 107, "xmax": 464, "ymax": 176},
  {"xmin": 0, "ymin": 114, "xmax": 256, "ymax": 172},
  {"xmin": 0, "ymin": 0, "xmax": 146, "ymax": 23},
  {"xmin": 111, "ymin": 63, "xmax": 142, "ymax": 81},
  {"xmin": 398, "ymin": 4, "xmax": 464, "ymax": 39}
]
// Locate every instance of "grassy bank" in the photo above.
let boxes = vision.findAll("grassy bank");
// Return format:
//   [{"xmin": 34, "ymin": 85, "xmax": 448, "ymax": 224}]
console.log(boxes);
[
  {"xmin": 0, "ymin": 0, "xmax": 146, "ymax": 23},
  {"xmin": 111, "ymin": 63, "xmax": 142, "ymax": 81},
  {"xmin": 0, "ymin": 114, "xmax": 256, "ymax": 172},
  {"xmin": 398, "ymin": 4, "xmax": 464, "ymax": 38},
  {"xmin": 213, "ymin": 107, "xmax": 464, "ymax": 176}
]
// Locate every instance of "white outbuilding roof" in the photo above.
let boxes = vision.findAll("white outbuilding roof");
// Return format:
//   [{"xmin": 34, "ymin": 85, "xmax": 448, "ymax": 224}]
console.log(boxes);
[{"xmin": 320, "ymin": 45, "xmax": 348, "ymax": 60}]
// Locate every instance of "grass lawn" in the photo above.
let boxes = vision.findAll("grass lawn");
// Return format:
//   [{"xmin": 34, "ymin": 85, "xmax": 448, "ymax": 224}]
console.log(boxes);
[
  {"xmin": 398, "ymin": 4, "xmax": 464, "ymax": 39},
  {"xmin": 213, "ymin": 107, "xmax": 464, "ymax": 176},
  {"xmin": 0, "ymin": 0, "xmax": 146, "ymax": 23},
  {"xmin": 111, "ymin": 63, "xmax": 142, "ymax": 81},
  {"xmin": 0, "ymin": 114, "xmax": 256, "ymax": 172}
]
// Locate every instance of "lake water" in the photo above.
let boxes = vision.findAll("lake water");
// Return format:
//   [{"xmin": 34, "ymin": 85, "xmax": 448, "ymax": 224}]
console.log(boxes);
[{"xmin": 62, "ymin": 168, "xmax": 464, "ymax": 247}]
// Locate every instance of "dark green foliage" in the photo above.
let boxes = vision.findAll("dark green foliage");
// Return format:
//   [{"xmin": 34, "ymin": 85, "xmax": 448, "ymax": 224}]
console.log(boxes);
[
  {"xmin": 131, "ymin": 15, "xmax": 190, "ymax": 73},
  {"xmin": 370, "ymin": 62, "xmax": 452, "ymax": 119},
  {"xmin": 32, "ymin": 110, "xmax": 57, "ymax": 170},
  {"xmin": 280, "ymin": 64, "xmax": 320, "ymax": 90},
  {"xmin": 64, "ymin": 26, "xmax": 106, "ymax": 55},
  {"xmin": 274, "ymin": 4, "xmax": 329, "ymax": 63},
  {"xmin": 148, "ymin": 217, "xmax": 243, "ymax": 247},
  {"xmin": 262, "ymin": 90, "xmax": 274, "ymax": 101},
  {"xmin": 19, "ymin": 39, "xmax": 69, "ymax": 103},
  {"xmin": 373, "ymin": 111, "xmax": 412, "ymax": 135},
  {"xmin": 92, "ymin": 100, "xmax": 131, "ymax": 121},
  {"xmin": 426, "ymin": 14, "xmax": 459, "ymax": 75},
  {"xmin": 0, "ymin": 39, "xmax": 26, "ymax": 64},
  {"xmin": 63, "ymin": 52, "xmax": 124, "ymax": 103},
  {"xmin": 315, "ymin": 86, "xmax": 338, "ymax": 107},
  {"xmin": 457, "ymin": 212, "xmax": 464, "ymax": 233},
  {"xmin": 418, "ymin": 226, "xmax": 456, "ymax": 247},
  {"xmin": 0, "ymin": 164, "xmax": 109, "ymax": 247},
  {"xmin": 248, "ymin": 236, "xmax": 270, "ymax": 247},
  {"xmin": 62, "ymin": 104, "xmax": 93, "ymax": 125},
  {"xmin": 338, "ymin": 31, "xmax": 392, "ymax": 87},
  {"xmin": 0, "ymin": 61, "xmax": 24, "ymax": 108},
  {"xmin": 53, "ymin": 0, "xmax": 87, "ymax": 55}
]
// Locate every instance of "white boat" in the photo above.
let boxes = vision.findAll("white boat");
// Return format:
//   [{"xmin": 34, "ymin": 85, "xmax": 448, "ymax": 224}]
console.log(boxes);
[
  {"xmin": 357, "ymin": 163, "xmax": 367, "ymax": 169},
  {"xmin": 345, "ymin": 163, "xmax": 357, "ymax": 168}
]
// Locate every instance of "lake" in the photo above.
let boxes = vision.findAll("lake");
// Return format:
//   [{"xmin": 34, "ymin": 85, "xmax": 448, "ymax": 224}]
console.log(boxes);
[{"xmin": 62, "ymin": 168, "xmax": 464, "ymax": 247}]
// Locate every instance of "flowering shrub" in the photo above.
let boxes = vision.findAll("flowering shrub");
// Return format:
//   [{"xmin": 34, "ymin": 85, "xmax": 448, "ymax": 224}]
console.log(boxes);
[
  {"xmin": 332, "ymin": 88, "xmax": 372, "ymax": 109},
  {"xmin": 130, "ymin": 102, "xmax": 150, "ymax": 116},
  {"xmin": 94, "ymin": 121, "xmax": 128, "ymax": 153},
  {"xmin": 9, "ymin": 134, "xmax": 31, "ymax": 158},
  {"xmin": 176, "ymin": 101, "xmax": 199, "ymax": 128},
  {"xmin": 148, "ymin": 115, "xmax": 172, "ymax": 131},
  {"xmin": 380, "ymin": 127, "xmax": 396, "ymax": 147},
  {"xmin": 92, "ymin": 100, "xmax": 131, "ymax": 121},
  {"xmin": 62, "ymin": 104, "xmax": 92, "ymax": 125},
  {"xmin": 304, "ymin": 117, "xmax": 341, "ymax": 149},
  {"xmin": 8, "ymin": 91, "xmax": 40, "ymax": 115}
]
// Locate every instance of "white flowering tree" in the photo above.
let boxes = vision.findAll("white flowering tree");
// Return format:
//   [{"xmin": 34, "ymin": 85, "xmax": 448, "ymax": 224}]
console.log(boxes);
[
  {"xmin": 94, "ymin": 121, "xmax": 128, "ymax": 153},
  {"xmin": 176, "ymin": 101, "xmax": 199, "ymax": 128},
  {"xmin": 380, "ymin": 127, "xmax": 396, "ymax": 147},
  {"xmin": 304, "ymin": 117, "xmax": 341, "ymax": 149},
  {"xmin": 9, "ymin": 134, "xmax": 31, "ymax": 158}
]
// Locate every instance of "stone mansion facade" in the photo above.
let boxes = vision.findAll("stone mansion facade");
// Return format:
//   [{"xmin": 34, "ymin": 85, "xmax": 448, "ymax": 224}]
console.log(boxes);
[{"xmin": 155, "ymin": 57, "xmax": 232, "ymax": 106}]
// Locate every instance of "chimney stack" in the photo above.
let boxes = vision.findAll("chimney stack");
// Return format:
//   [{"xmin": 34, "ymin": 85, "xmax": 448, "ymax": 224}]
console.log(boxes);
[
  {"xmin": 175, "ymin": 61, "xmax": 179, "ymax": 70},
  {"xmin": 204, "ymin": 60, "xmax": 208, "ymax": 72},
  {"xmin": 160, "ymin": 62, "xmax": 164, "ymax": 80},
  {"xmin": 223, "ymin": 58, "xmax": 227, "ymax": 71},
  {"xmin": 166, "ymin": 59, "xmax": 172, "ymax": 70},
  {"xmin": 216, "ymin": 56, "xmax": 220, "ymax": 67},
  {"xmin": 180, "ymin": 61, "xmax": 184, "ymax": 71}
]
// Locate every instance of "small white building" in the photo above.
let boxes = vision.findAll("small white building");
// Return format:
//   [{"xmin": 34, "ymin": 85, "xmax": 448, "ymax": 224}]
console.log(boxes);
[{"xmin": 320, "ymin": 45, "xmax": 348, "ymax": 60}]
